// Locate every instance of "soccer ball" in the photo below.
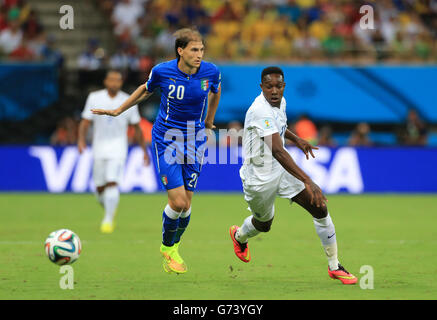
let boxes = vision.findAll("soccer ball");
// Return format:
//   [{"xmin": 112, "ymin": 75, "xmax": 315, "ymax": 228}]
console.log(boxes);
[{"xmin": 44, "ymin": 229, "xmax": 81, "ymax": 265}]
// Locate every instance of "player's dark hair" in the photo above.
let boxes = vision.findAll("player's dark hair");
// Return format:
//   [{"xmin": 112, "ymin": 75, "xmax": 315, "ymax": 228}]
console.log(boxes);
[
  {"xmin": 261, "ymin": 66, "xmax": 284, "ymax": 82},
  {"xmin": 174, "ymin": 28, "xmax": 203, "ymax": 60}
]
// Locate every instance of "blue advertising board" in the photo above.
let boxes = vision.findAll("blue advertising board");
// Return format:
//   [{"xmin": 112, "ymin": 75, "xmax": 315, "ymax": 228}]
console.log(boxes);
[{"xmin": 0, "ymin": 146, "xmax": 436, "ymax": 193}]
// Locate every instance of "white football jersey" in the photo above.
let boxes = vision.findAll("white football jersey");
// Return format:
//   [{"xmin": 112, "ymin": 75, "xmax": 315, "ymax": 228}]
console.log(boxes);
[
  {"xmin": 81, "ymin": 89, "xmax": 140, "ymax": 159},
  {"xmin": 240, "ymin": 93, "xmax": 288, "ymax": 185}
]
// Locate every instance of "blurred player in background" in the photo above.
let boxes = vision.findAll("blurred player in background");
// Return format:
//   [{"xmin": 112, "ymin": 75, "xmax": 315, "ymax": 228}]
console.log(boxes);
[
  {"xmin": 91, "ymin": 28, "xmax": 221, "ymax": 274},
  {"xmin": 229, "ymin": 66, "xmax": 357, "ymax": 285},
  {"xmin": 78, "ymin": 70, "xmax": 149, "ymax": 234}
]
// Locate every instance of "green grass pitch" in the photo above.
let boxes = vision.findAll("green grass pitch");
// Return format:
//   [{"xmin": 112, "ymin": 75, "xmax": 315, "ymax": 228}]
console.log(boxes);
[{"xmin": 0, "ymin": 193, "xmax": 436, "ymax": 300}]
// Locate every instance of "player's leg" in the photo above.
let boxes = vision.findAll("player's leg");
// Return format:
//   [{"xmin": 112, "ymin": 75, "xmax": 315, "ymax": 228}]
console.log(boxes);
[
  {"xmin": 278, "ymin": 172, "xmax": 337, "ymax": 266},
  {"xmin": 173, "ymin": 189, "xmax": 192, "ymax": 245},
  {"xmin": 230, "ymin": 215, "xmax": 273, "ymax": 263},
  {"xmin": 164, "ymin": 162, "xmax": 202, "ymax": 271},
  {"xmin": 234, "ymin": 214, "xmax": 273, "ymax": 242},
  {"xmin": 100, "ymin": 181, "xmax": 119, "ymax": 233},
  {"xmin": 153, "ymin": 139, "xmax": 190, "ymax": 273},
  {"xmin": 159, "ymin": 159, "xmax": 193, "ymax": 248},
  {"xmin": 161, "ymin": 188, "xmax": 192, "ymax": 274},
  {"xmin": 93, "ymin": 159, "xmax": 106, "ymax": 207},
  {"xmin": 160, "ymin": 185, "xmax": 190, "ymax": 273},
  {"xmin": 291, "ymin": 188, "xmax": 336, "ymax": 264},
  {"xmin": 153, "ymin": 128, "xmax": 200, "ymax": 273},
  {"xmin": 152, "ymin": 131, "xmax": 187, "ymax": 247},
  {"xmin": 173, "ymin": 161, "xmax": 201, "ymax": 246},
  {"xmin": 291, "ymin": 188, "xmax": 357, "ymax": 284},
  {"xmin": 230, "ymin": 184, "xmax": 277, "ymax": 262},
  {"xmin": 163, "ymin": 185, "xmax": 189, "ymax": 247},
  {"xmin": 99, "ymin": 158, "xmax": 124, "ymax": 233},
  {"xmin": 93, "ymin": 159, "xmax": 116, "ymax": 233}
]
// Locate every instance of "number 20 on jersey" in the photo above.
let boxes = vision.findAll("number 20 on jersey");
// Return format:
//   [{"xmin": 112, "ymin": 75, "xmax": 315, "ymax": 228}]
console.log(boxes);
[{"xmin": 168, "ymin": 85, "xmax": 185, "ymax": 100}]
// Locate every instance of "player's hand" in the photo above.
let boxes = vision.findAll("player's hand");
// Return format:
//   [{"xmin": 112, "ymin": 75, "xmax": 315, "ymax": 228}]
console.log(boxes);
[
  {"xmin": 304, "ymin": 180, "xmax": 328, "ymax": 208},
  {"xmin": 205, "ymin": 120, "xmax": 216, "ymax": 130},
  {"xmin": 77, "ymin": 140, "xmax": 86, "ymax": 154},
  {"xmin": 296, "ymin": 138, "xmax": 318, "ymax": 160},
  {"xmin": 91, "ymin": 108, "xmax": 120, "ymax": 117}
]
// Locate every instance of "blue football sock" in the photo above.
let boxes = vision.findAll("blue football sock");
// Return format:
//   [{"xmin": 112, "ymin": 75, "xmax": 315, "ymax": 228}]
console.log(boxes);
[
  {"xmin": 162, "ymin": 211, "xmax": 179, "ymax": 247},
  {"xmin": 174, "ymin": 214, "xmax": 190, "ymax": 243}
]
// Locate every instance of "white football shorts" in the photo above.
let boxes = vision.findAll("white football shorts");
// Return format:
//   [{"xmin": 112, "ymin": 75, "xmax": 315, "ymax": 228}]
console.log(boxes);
[
  {"xmin": 93, "ymin": 158, "xmax": 125, "ymax": 187},
  {"xmin": 242, "ymin": 171, "xmax": 305, "ymax": 222}
]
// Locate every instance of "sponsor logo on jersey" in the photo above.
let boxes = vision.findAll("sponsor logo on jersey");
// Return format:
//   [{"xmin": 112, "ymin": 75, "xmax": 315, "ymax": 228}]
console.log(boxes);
[{"xmin": 264, "ymin": 119, "xmax": 271, "ymax": 129}]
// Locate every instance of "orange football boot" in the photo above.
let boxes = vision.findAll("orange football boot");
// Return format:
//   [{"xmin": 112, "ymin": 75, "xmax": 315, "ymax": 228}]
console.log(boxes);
[
  {"xmin": 229, "ymin": 225, "xmax": 251, "ymax": 263},
  {"xmin": 328, "ymin": 264, "xmax": 357, "ymax": 284}
]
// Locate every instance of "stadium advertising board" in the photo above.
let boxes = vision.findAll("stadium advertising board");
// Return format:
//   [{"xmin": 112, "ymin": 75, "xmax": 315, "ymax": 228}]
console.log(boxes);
[{"xmin": 1, "ymin": 146, "xmax": 436, "ymax": 193}]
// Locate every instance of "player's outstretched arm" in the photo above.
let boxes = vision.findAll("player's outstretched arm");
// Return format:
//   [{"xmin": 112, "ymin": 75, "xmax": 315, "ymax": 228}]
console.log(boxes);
[
  {"xmin": 91, "ymin": 84, "xmax": 153, "ymax": 117},
  {"xmin": 205, "ymin": 85, "xmax": 221, "ymax": 129},
  {"xmin": 285, "ymin": 129, "xmax": 318, "ymax": 160},
  {"xmin": 265, "ymin": 132, "xmax": 327, "ymax": 208}
]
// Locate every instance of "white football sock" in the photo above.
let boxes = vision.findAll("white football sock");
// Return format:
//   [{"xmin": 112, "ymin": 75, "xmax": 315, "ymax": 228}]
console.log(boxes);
[
  {"xmin": 164, "ymin": 204, "xmax": 183, "ymax": 219},
  {"xmin": 235, "ymin": 215, "xmax": 260, "ymax": 243},
  {"xmin": 313, "ymin": 213, "xmax": 339, "ymax": 270},
  {"xmin": 180, "ymin": 206, "xmax": 191, "ymax": 218},
  {"xmin": 102, "ymin": 185, "xmax": 119, "ymax": 224}
]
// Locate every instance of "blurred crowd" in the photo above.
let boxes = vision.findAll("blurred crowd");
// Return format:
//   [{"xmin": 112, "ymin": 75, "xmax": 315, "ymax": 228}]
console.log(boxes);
[
  {"xmin": 0, "ymin": 0, "xmax": 434, "ymax": 146},
  {"xmin": 0, "ymin": 0, "xmax": 64, "ymax": 66},
  {"xmin": 1, "ymin": 0, "xmax": 436, "ymax": 68},
  {"xmin": 78, "ymin": 0, "xmax": 437, "ymax": 70}
]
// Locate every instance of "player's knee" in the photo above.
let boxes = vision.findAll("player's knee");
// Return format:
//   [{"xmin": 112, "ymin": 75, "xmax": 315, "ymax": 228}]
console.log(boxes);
[
  {"xmin": 169, "ymin": 198, "xmax": 188, "ymax": 213},
  {"xmin": 184, "ymin": 200, "xmax": 191, "ymax": 212}
]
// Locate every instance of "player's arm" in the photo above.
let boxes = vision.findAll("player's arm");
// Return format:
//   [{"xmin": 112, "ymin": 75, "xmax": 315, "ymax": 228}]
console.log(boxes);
[
  {"xmin": 285, "ymin": 129, "xmax": 318, "ymax": 160},
  {"xmin": 91, "ymin": 85, "xmax": 153, "ymax": 117},
  {"xmin": 134, "ymin": 87, "xmax": 154, "ymax": 105},
  {"xmin": 132, "ymin": 123, "xmax": 150, "ymax": 165},
  {"xmin": 265, "ymin": 132, "xmax": 327, "ymax": 207},
  {"xmin": 77, "ymin": 119, "xmax": 91, "ymax": 154},
  {"xmin": 205, "ymin": 84, "xmax": 221, "ymax": 130}
]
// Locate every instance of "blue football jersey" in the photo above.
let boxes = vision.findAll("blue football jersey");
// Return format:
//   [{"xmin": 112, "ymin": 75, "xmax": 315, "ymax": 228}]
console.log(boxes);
[{"xmin": 145, "ymin": 59, "xmax": 221, "ymax": 132}]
